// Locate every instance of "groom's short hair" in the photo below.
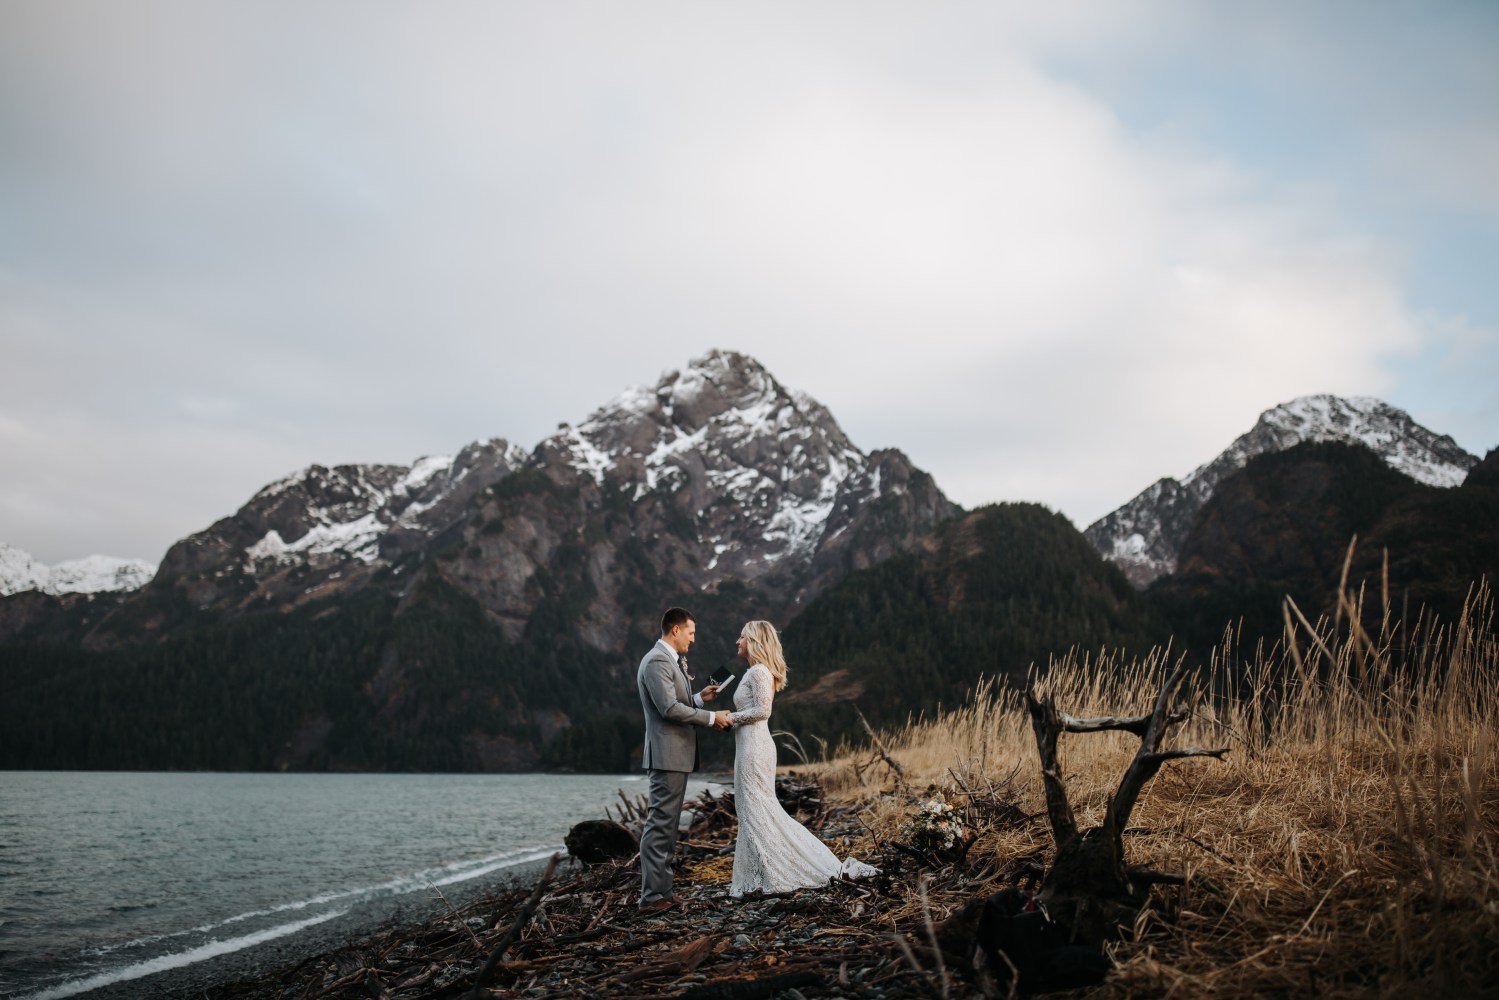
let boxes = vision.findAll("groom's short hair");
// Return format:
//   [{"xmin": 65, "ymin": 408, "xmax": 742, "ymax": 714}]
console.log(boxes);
[{"xmin": 661, "ymin": 607, "xmax": 695, "ymax": 635}]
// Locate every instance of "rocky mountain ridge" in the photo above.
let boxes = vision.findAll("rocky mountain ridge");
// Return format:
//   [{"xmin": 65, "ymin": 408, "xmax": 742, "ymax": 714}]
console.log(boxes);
[
  {"xmin": 60, "ymin": 349, "xmax": 958, "ymax": 652},
  {"xmin": 1084, "ymin": 394, "xmax": 1479, "ymax": 587},
  {"xmin": 6, "ymin": 424, "xmax": 1493, "ymax": 773},
  {"xmin": 0, "ymin": 349, "xmax": 964, "ymax": 771},
  {"xmin": 1149, "ymin": 439, "xmax": 1499, "ymax": 653}
]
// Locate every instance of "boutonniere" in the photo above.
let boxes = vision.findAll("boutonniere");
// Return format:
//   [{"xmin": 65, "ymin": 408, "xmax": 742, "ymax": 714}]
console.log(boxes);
[{"xmin": 680, "ymin": 655, "xmax": 692, "ymax": 681}]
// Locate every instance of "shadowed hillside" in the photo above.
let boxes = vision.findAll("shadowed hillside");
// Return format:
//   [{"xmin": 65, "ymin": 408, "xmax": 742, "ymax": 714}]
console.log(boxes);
[
  {"xmin": 1150, "ymin": 441, "xmax": 1499, "ymax": 653},
  {"xmin": 764, "ymin": 502, "xmax": 1172, "ymax": 754}
]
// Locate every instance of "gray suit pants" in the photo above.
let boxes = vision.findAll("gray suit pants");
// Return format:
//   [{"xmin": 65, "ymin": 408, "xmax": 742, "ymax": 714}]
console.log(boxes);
[{"xmin": 640, "ymin": 768, "xmax": 688, "ymax": 904}]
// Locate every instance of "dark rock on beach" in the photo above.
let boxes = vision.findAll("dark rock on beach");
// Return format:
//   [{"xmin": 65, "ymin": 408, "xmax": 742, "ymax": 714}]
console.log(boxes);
[{"xmin": 564, "ymin": 819, "xmax": 638, "ymax": 864}]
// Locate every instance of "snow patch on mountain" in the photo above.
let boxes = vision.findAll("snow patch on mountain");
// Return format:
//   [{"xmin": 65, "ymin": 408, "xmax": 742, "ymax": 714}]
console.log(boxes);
[
  {"xmin": 246, "ymin": 513, "xmax": 387, "ymax": 566},
  {"xmin": 172, "ymin": 352, "xmax": 931, "ymax": 584},
  {"xmin": 548, "ymin": 349, "xmax": 875, "ymax": 570},
  {"xmin": 0, "ymin": 543, "xmax": 156, "ymax": 596},
  {"xmin": 242, "ymin": 440, "xmax": 528, "ymax": 570},
  {"xmin": 1086, "ymin": 394, "xmax": 1479, "ymax": 588},
  {"xmin": 402, "ymin": 454, "xmax": 456, "ymax": 492},
  {"xmin": 1240, "ymin": 395, "xmax": 1472, "ymax": 488}
]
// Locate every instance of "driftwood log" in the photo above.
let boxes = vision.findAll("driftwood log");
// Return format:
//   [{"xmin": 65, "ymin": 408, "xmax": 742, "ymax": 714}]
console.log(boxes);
[
  {"xmin": 939, "ymin": 662, "xmax": 1229, "ymax": 994},
  {"xmin": 464, "ymin": 851, "xmax": 561, "ymax": 999},
  {"xmin": 1027, "ymin": 661, "xmax": 1229, "ymax": 946}
]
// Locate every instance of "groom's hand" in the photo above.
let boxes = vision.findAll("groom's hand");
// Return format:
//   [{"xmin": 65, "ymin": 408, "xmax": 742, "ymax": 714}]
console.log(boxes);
[
  {"xmin": 700, "ymin": 684, "xmax": 720, "ymax": 702},
  {"xmin": 712, "ymin": 711, "xmax": 734, "ymax": 731}
]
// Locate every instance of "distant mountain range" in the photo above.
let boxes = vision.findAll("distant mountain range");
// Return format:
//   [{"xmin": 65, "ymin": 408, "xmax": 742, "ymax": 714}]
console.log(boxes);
[
  {"xmin": 1084, "ymin": 395, "xmax": 1478, "ymax": 587},
  {"xmin": 761, "ymin": 439, "xmax": 1499, "ymax": 757},
  {"xmin": 1148, "ymin": 440, "xmax": 1499, "ymax": 653},
  {"xmin": 2, "ymin": 353, "xmax": 1493, "ymax": 772},
  {"xmin": 8, "ymin": 387, "xmax": 1476, "ymax": 608},
  {"xmin": 0, "ymin": 351, "xmax": 957, "ymax": 771},
  {"xmin": 0, "ymin": 544, "xmax": 155, "ymax": 597},
  {"xmin": 55, "ymin": 349, "xmax": 954, "ymax": 652}
]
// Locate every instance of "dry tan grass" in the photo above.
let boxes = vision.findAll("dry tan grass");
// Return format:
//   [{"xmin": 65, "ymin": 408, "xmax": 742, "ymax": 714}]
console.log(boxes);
[{"xmin": 808, "ymin": 582, "xmax": 1499, "ymax": 997}]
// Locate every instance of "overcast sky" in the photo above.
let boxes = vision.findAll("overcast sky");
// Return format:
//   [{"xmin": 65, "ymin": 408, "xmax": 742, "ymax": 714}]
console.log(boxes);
[{"xmin": 3, "ymin": 1, "xmax": 1497, "ymax": 565}]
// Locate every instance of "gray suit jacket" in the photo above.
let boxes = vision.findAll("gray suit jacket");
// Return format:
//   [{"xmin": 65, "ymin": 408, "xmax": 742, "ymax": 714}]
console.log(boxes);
[{"xmin": 637, "ymin": 639, "xmax": 713, "ymax": 772}]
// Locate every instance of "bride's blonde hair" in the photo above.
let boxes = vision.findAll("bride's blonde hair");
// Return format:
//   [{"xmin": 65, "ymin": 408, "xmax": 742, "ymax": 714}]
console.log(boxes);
[{"xmin": 741, "ymin": 620, "xmax": 788, "ymax": 692}]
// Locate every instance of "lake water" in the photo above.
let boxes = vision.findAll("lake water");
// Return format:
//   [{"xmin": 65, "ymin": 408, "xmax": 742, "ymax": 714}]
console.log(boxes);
[{"xmin": 0, "ymin": 771, "xmax": 710, "ymax": 999}]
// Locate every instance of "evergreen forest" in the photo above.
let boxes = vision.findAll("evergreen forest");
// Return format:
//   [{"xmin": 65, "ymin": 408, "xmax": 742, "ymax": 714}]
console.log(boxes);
[{"xmin": 3, "ymin": 442, "xmax": 1495, "ymax": 773}]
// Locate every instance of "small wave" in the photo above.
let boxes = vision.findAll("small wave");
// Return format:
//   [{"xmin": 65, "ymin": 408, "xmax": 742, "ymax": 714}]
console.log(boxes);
[
  {"xmin": 424, "ymin": 847, "xmax": 559, "ymax": 889},
  {"xmin": 21, "ymin": 909, "xmax": 349, "ymax": 1000},
  {"xmin": 104, "ymin": 902, "xmax": 157, "ymax": 914},
  {"xmin": 89, "ymin": 844, "xmax": 560, "ymax": 957}
]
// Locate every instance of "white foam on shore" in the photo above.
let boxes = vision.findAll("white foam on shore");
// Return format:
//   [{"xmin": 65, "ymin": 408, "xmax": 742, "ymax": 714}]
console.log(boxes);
[
  {"xmin": 425, "ymin": 847, "xmax": 560, "ymax": 889},
  {"xmin": 25, "ymin": 845, "xmax": 562, "ymax": 999},
  {"xmin": 91, "ymin": 843, "xmax": 561, "ymax": 955},
  {"xmin": 22, "ymin": 909, "xmax": 349, "ymax": 1000}
]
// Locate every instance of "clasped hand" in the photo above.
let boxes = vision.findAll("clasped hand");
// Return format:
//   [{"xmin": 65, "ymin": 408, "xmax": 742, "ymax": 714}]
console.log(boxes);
[{"xmin": 700, "ymin": 684, "xmax": 733, "ymax": 730}]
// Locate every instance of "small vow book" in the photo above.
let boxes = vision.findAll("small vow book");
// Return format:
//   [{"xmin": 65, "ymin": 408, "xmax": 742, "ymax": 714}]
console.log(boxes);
[{"xmin": 710, "ymin": 671, "xmax": 737, "ymax": 693}]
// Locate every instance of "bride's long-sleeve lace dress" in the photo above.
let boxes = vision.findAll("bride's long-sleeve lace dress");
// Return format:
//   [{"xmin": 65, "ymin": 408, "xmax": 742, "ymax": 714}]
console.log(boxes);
[{"xmin": 727, "ymin": 662, "xmax": 877, "ymax": 897}]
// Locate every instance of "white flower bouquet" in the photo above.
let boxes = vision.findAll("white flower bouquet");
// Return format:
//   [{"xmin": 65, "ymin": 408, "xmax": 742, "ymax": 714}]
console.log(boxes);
[{"xmin": 900, "ymin": 792, "xmax": 967, "ymax": 853}]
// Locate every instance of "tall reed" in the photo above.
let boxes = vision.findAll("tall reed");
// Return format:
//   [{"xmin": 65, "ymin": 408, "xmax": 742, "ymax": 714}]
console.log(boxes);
[{"xmin": 818, "ymin": 581, "xmax": 1498, "ymax": 996}]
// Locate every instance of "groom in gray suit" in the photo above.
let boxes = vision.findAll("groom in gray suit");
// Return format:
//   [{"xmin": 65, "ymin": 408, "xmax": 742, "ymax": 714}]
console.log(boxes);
[{"xmin": 636, "ymin": 606, "xmax": 732, "ymax": 914}]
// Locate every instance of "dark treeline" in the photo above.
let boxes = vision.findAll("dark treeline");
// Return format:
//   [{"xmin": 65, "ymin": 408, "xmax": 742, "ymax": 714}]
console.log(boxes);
[
  {"xmin": 0, "ymin": 504, "xmax": 1167, "ymax": 773},
  {"xmin": 0, "ymin": 560, "xmax": 773, "ymax": 774},
  {"xmin": 3, "ymin": 441, "xmax": 1494, "ymax": 773},
  {"xmin": 766, "ymin": 502, "xmax": 1170, "ymax": 752},
  {"xmin": 1148, "ymin": 441, "xmax": 1499, "ymax": 653}
]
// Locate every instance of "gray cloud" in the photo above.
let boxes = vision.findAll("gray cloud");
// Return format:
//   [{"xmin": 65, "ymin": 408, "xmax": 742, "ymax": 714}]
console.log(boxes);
[{"xmin": 2, "ymin": 1, "xmax": 1495, "ymax": 564}]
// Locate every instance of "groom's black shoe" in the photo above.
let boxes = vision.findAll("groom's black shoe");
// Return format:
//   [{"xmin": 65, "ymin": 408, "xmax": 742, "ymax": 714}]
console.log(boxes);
[{"xmin": 636, "ymin": 899, "xmax": 678, "ymax": 916}]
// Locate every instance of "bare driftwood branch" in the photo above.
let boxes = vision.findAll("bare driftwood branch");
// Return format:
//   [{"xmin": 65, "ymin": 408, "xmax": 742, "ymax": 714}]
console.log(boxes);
[
  {"xmin": 1025, "ymin": 690, "xmax": 1078, "ymax": 847},
  {"xmin": 427, "ymin": 884, "xmax": 484, "ymax": 954},
  {"xmin": 1059, "ymin": 708, "xmax": 1189, "ymax": 736},
  {"xmin": 1102, "ymin": 664, "xmax": 1232, "ymax": 843},
  {"xmin": 1026, "ymin": 662, "xmax": 1231, "ymax": 946},
  {"xmin": 1126, "ymin": 866, "xmax": 1188, "ymax": 886},
  {"xmin": 855, "ymin": 706, "xmax": 916, "ymax": 797},
  {"xmin": 465, "ymin": 851, "xmax": 561, "ymax": 999},
  {"xmin": 615, "ymin": 935, "xmax": 715, "ymax": 983}
]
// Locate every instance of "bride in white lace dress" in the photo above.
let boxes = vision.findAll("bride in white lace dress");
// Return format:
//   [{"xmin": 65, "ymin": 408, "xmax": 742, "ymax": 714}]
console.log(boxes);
[{"xmin": 726, "ymin": 620, "xmax": 877, "ymax": 897}]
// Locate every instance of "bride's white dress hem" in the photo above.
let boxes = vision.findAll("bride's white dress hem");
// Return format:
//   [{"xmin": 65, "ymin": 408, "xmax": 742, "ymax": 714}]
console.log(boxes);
[{"xmin": 727, "ymin": 662, "xmax": 878, "ymax": 898}]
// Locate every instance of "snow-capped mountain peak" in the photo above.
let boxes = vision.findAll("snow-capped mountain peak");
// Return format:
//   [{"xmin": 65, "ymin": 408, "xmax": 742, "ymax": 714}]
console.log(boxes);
[
  {"xmin": 541, "ymin": 349, "xmax": 872, "ymax": 573},
  {"xmin": 0, "ymin": 543, "xmax": 156, "ymax": 597},
  {"xmin": 35, "ymin": 352, "xmax": 955, "ymax": 641},
  {"xmin": 1086, "ymin": 394, "xmax": 1479, "ymax": 587},
  {"xmin": 192, "ymin": 350, "xmax": 888, "ymax": 591},
  {"xmin": 1227, "ymin": 394, "xmax": 1472, "ymax": 488}
]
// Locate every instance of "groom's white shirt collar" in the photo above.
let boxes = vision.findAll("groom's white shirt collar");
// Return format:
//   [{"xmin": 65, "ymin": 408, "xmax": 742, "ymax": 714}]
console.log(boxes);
[{"xmin": 654, "ymin": 638, "xmax": 680, "ymax": 663}]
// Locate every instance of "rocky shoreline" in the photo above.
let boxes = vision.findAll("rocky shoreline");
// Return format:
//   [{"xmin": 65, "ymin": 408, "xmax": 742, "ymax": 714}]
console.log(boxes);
[
  {"xmin": 63, "ymin": 855, "xmax": 562, "ymax": 1000},
  {"xmin": 93, "ymin": 780, "xmax": 993, "ymax": 1000}
]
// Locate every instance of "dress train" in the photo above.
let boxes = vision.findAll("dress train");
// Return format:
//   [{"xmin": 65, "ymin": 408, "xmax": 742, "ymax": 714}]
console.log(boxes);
[{"xmin": 727, "ymin": 663, "xmax": 878, "ymax": 896}]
